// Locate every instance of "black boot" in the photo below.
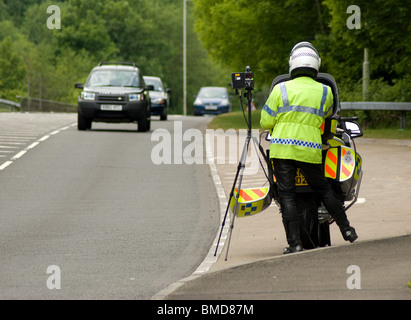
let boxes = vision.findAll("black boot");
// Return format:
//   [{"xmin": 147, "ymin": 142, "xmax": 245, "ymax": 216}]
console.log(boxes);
[
  {"xmin": 341, "ymin": 227, "xmax": 358, "ymax": 243},
  {"xmin": 283, "ymin": 219, "xmax": 303, "ymax": 254},
  {"xmin": 283, "ymin": 244, "xmax": 303, "ymax": 254},
  {"xmin": 321, "ymin": 191, "xmax": 358, "ymax": 243}
]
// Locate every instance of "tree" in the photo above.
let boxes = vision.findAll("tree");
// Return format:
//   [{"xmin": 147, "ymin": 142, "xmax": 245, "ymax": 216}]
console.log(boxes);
[
  {"xmin": 0, "ymin": 37, "xmax": 27, "ymax": 99},
  {"xmin": 193, "ymin": 0, "xmax": 329, "ymax": 86},
  {"xmin": 324, "ymin": 0, "xmax": 411, "ymax": 83},
  {"xmin": 55, "ymin": 0, "xmax": 118, "ymax": 60},
  {"xmin": 0, "ymin": 0, "xmax": 250, "ymax": 113}
]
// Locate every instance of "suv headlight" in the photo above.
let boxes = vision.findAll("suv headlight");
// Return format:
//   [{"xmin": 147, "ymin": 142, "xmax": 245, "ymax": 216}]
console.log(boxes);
[
  {"xmin": 194, "ymin": 98, "xmax": 202, "ymax": 106},
  {"xmin": 81, "ymin": 92, "xmax": 95, "ymax": 100},
  {"xmin": 129, "ymin": 93, "xmax": 142, "ymax": 101}
]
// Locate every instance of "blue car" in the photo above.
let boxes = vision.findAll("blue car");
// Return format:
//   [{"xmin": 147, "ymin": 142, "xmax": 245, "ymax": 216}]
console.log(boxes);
[
  {"xmin": 193, "ymin": 87, "xmax": 232, "ymax": 116},
  {"xmin": 144, "ymin": 76, "xmax": 171, "ymax": 121}
]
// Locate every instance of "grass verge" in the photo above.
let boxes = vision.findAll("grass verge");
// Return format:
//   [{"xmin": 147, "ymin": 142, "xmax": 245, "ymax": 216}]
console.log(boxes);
[{"xmin": 207, "ymin": 110, "xmax": 263, "ymax": 130}]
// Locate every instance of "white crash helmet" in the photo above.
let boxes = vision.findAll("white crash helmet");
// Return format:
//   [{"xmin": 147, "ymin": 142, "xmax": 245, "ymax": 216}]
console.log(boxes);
[{"xmin": 289, "ymin": 41, "xmax": 321, "ymax": 78}]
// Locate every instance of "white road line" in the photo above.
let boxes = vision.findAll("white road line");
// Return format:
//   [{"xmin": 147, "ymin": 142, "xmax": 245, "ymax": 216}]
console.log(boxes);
[
  {"xmin": 0, "ymin": 161, "xmax": 13, "ymax": 170},
  {"xmin": 26, "ymin": 141, "xmax": 40, "ymax": 149},
  {"xmin": 0, "ymin": 141, "xmax": 25, "ymax": 145},
  {"xmin": 0, "ymin": 122, "xmax": 76, "ymax": 171},
  {"xmin": 0, "ymin": 135, "xmax": 37, "ymax": 139},
  {"xmin": 11, "ymin": 150, "xmax": 27, "ymax": 160},
  {"xmin": 38, "ymin": 135, "xmax": 50, "ymax": 142}
]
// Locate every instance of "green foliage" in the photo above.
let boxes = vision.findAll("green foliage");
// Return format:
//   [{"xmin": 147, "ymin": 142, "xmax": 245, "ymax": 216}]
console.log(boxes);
[
  {"xmin": 324, "ymin": 0, "xmax": 411, "ymax": 82},
  {"xmin": 193, "ymin": 0, "xmax": 328, "ymax": 85},
  {"xmin": 193, "ymin": 0, "xmax": 411, "ymax": 128},
  {"xmin": 208, "ymin": 110, "xmax": 263, "ymax": 130},
  {"xmin": 2, "ymin": 0, "xmax": 410, "ymax": 119},
  {"xmin": 0, "ymin": 0, "xmax": 229, "ymax": 114},
  {"xmin": 0, "ymin": 37, "xmax": 26, "ymax": 99},
  {"xmin": 55, "ymin": 0, "xmax": 119, "ymax": 60}
]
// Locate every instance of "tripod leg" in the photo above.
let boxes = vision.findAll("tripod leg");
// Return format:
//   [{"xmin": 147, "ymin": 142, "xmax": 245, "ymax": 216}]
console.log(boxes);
[
  {"xmin": 214, "ymin": 161, "xmax": 242, "ymax": 257},
  {"xmin": 222, "ymin": 135, "xmax": 250, "ymax": 260},
  {"xmin": 214, "ymin": 135, "xmax": 250, "ymax": 256},
  {"xmin": 224, "ymin": 210, "xmax": 237, "ymax": 261}
]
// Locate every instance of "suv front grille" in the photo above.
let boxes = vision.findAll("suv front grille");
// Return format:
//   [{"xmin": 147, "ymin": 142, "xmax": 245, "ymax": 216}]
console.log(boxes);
[{"xmin": 98, "ymin": 94, "xmax": 127, "ymax": 102}]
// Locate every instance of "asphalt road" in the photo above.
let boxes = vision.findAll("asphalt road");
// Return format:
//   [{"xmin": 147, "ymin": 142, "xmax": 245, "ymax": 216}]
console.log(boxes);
[{"xmin": 0, "ymin": 113, "xmax": 219, "ymax": 299}]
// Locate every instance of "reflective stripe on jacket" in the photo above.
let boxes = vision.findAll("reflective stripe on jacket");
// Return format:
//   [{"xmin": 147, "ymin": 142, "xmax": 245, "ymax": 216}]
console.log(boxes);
[{"xmin": 260, "ymin": 76, "xmax": 333, "ymax": 164}]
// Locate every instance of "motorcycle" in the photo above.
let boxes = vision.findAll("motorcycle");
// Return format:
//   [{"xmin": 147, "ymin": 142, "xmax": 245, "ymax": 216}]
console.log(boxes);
[{"xmin": 262, "ymin": 73, "xmax": 364, "ymax": 250}]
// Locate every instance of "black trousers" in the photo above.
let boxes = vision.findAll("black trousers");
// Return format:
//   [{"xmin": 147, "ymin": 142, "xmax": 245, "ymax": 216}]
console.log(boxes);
[{"xmin": 272, "ymin": 158, "xmax": 351, "ymax": 245}]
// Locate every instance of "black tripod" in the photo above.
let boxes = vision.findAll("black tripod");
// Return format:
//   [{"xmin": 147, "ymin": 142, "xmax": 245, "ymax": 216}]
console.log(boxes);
[{"xmin": 214, "ymin": 79, "xmax": 264, "ymax": 261}]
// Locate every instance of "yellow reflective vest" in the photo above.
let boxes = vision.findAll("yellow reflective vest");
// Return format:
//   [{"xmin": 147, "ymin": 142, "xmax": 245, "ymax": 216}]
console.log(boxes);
[{"xmin": 260, "ymin": 76, "xmax": 333, "ymax": 164}]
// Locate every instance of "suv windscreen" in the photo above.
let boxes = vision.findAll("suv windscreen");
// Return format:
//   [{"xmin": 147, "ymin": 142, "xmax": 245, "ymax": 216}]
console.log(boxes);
[{"xmin": 86, "ymin": 70, "xmax": 142, "ymax": 87}]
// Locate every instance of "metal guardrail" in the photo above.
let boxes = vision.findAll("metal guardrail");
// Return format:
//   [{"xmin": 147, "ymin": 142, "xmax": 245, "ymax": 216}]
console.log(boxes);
[
  {"xmin": 20, "ymin": 97, "xmax": 76, "ymax": 113},
  {"xmin": 0, "ymin": 98, "xmax": 21, "ymax": 112},
  {"xmin": 340, "ymin": 102, "xmax": 411, "ymax": 129},
  {"xmin": 1, "ymin": 97, "xmax": 76, "ymax": 113}
]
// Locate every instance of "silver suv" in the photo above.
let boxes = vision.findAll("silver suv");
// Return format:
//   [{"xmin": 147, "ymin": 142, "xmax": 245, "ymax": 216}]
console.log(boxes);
[{"xmin": 75, "ymin": 62, "xmax": 153, "ymax": 132}]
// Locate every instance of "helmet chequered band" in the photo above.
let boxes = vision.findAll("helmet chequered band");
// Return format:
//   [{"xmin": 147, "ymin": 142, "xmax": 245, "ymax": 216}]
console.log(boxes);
[{"xmin": 291, "ymin": 52, "xmax": 319, "ymax": 60}]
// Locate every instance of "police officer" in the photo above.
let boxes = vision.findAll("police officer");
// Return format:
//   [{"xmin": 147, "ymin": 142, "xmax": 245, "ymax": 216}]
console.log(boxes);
[{"xmin": 260, "ymin": 41, "xmax": 358, "ymax": 254}]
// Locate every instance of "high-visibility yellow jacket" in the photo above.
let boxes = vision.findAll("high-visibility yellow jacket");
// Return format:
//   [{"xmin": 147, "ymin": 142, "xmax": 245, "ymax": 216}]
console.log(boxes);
[{"xmin": 260, "ymin": 76, "xmax": 333, "ymax": 164}]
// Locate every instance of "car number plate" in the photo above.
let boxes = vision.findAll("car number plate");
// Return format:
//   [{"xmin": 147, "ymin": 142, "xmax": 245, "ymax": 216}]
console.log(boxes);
[
  {"xmin": 295, "ymin": 168, "xmax": 308, "ymax": 186},
  {"xmin": 205, "ymin": 105, "xmax": 218, "ymax": 110},
  {"xmin": 101, "ymin": 104, "xmax": 122, "ymax": 111}
]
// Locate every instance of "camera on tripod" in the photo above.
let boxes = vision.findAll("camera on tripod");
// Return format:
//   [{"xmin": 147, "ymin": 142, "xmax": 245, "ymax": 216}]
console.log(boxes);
[{"xmin": 231, "ymin": 66, "xmax": 254, "ymax": 90}]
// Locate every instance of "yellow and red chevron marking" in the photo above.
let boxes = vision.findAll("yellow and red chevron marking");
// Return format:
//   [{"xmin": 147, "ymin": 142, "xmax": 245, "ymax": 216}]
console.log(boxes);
[
  {"xmin": 324, "ymin": 148, "xmax": 338, "ymax": 179},
  {"xmin": 230, "ymin": 187, "xmax": 271, "ymax": 217},
  {"xmin": 234, "ymin": 187, "xmax": 268, "ymax": 202}
]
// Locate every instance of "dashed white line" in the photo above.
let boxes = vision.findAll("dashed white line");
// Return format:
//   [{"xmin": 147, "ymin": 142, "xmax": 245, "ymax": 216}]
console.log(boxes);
[
  {"xmin": 0, "ymin": 161, "xmax": 13, "ymax": 170},
  {"xmin": 11, "ymin": 150, "xmax": 27, "ymax": 160},
  {"xmin": 38, "ymin": 135, "xmax": 50, "ymax": 142},
  {"xmin": 0, "ymin": 123, "xmax": 76, "ymax": 171},
  {"xmin": 26, "ymin": 141, "xmax": 40, "ymax": 149}
]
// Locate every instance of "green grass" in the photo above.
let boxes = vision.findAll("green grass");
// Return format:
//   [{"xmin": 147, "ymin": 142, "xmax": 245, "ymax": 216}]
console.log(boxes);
[
  {"xmin": 208, "ymin": 110, "xmax": 411, "ymax": 140},
  {"xmin": 361, "ymin": 128, "xmax": 411, "ymax": 140},
  {"xmin": 208, "ymin": 110, "xmax": 263, "ymax": 130}
]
